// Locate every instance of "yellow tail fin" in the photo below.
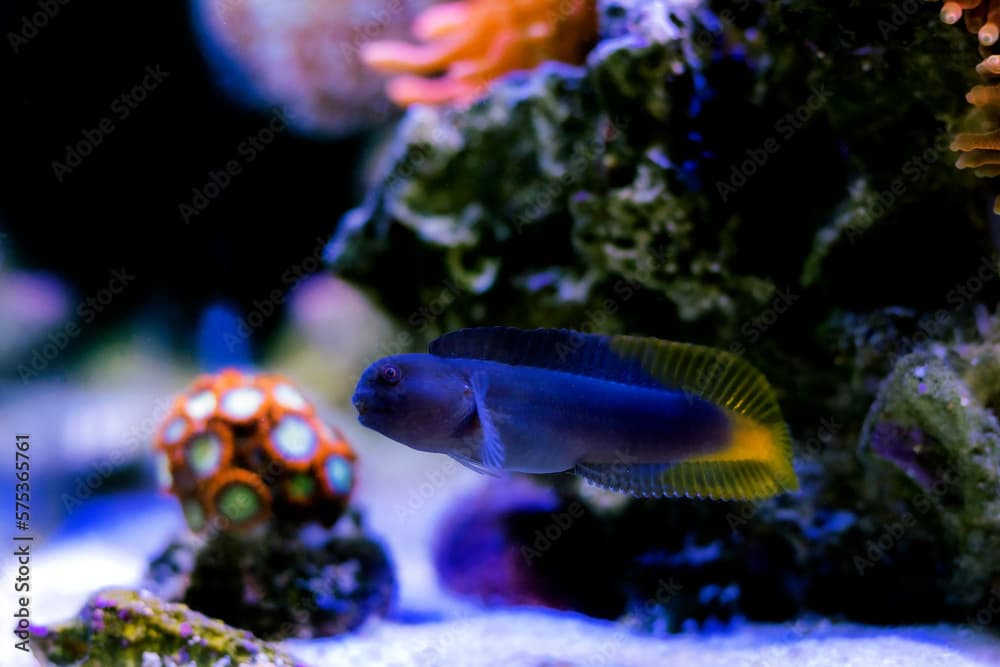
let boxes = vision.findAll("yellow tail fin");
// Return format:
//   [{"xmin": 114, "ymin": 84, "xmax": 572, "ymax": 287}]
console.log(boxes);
[{"xmin": 601, "ymin": 335, "xmax": 799, "ymax": 500}]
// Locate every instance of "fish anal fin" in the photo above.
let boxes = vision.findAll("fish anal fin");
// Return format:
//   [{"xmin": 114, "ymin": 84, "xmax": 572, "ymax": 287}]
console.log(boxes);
[
  {"xmin": 575, "ymin": 457, "xmax": 796, "ymax": 501},
  {"xmin": 449, "ymin": 453, "xmax": 500, "ymax": 477}
]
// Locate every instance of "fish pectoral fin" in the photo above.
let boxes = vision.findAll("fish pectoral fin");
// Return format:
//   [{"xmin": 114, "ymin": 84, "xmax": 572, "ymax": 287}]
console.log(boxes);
[
  {"xmin": 449, "ymin": 452, "xmax": 500, "ymax": 477},
  {"xmin": 470, "ymin": 373, "xmax": 505, "ymax": 470},
  {"xmin": 574, "ymin": 458, "xmax": 795, "ymax": 501}
]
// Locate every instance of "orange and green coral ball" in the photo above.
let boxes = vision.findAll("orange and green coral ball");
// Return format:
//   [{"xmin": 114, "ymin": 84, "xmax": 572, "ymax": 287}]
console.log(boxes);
[{"xmin": 154, "ymin": 368, "xmax": 356, "ymax": 532}]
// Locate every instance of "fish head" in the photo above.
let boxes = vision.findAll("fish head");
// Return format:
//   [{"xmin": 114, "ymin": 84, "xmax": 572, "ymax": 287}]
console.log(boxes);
[{"xmin": 352, "ymin": 353, "xmax": 475, "ymax": 452}]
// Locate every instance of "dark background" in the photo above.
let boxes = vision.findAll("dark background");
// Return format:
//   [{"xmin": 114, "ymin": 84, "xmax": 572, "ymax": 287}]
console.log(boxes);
[
  {"xmin": 4, "ymin": 0, "xmax": 1000, "ymax": 356},
  {"xmin": 0, "ymin": 1, "xmax": 370, "ymax": 347}
]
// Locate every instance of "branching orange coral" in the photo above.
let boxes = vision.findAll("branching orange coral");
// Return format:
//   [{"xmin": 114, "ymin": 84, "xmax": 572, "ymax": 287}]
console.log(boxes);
[
  {"xmin": 361, "ymin": 0, "xmax": 597, "ymax": 106},
  {"xmin": 940, "ymin": 1, "xmax": 1000, "ymax": 46},
  {"xmin": 937, "ymin": 3, "xmax": 1000, "ymax": 211},
  {"xmin": 951, "ymin": 55, "xmax": 1000, "ymax": 212}
]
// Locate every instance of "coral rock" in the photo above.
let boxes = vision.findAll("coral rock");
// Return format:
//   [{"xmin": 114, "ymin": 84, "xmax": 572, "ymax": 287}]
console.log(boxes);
[
  {"xmin": 432, "ymin": 477, "xmax": 624, "ymax": 617},
  {"xmin": 860, "ymin": 342, "xmax": 1000, "ymax": 607},
  {"xmin": 154, "ymin": 368, "xmax": 356, "ymax": 532},
  {"xmin": 328, "ymin": 0, "xmax": 776, "ymax": 335},
  {"xmin": 144, "ymin": 518, "xmax": 396, "ymax": 640},
  {"xmin": 30, "ymin": 588, "xmax": 306, "ymax": 666}
]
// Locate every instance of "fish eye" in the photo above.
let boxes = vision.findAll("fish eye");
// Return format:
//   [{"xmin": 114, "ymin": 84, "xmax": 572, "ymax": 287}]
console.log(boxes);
[{"xmin": 380, "ymin": 364, "xmax": 401, "ymax": 385}]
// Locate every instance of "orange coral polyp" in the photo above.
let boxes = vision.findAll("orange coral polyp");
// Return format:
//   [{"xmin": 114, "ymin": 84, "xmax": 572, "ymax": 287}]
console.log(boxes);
[
  {"xmin": 938, "ymin": 1, "xmax": 1000, "ymax": 45},
  {"xmin": 204, "ymin": 468, "xmax": 272, "ymax": 530},
  {"xmin": 966, "ymin": 83, "xmax": 1000, "ymax": 106},
  {"xmin": 362, "ymin": 0, "xmax": 597, "ymax": 106},
  {"xmin": 183, "ymin": 424, "xmax": 235, "ymax": 479},
  {"xmin": 954, "ymin": 128, "xmax": 1000, "ymax": 150},
  {"xmin": 978, "ymin": 54, "xmax": 1000, "ymax": 75},
  {"xmin": 942, "ymin": 2, "xmax": 963, "ymax": 25},
  {"xmin": 386, "ymin": 76, "xmax": 484, "ymax": 107},
  {"xmin": 413, "ymin": 2, "xmax": 471, "ymax": 40}
]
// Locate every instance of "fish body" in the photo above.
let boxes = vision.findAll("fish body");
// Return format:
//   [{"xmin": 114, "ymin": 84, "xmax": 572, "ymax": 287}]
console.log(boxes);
[
  {"xmin": 352, "ymin": 327, "xmax": 798, "ymax": 500},
  {"xmin": 441, "ymin": 360, "xmax": 733, "ymax": 473}
]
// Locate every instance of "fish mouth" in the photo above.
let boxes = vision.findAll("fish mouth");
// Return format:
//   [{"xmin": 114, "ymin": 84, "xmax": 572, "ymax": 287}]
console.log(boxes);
[
  {"xmin": 351, "ymin": 389, "xmax": 368, "ymax": 416},
  {"xmin": 355, "ymin": 403, "xmax": 391, "ymax": 430},
  {"xmin": 354, "ymin": 402, "xmax": 373, "ymax": 429},
  {"xmin": 353, "ymin": 394, "xmax": 390, "ymax": 428}
]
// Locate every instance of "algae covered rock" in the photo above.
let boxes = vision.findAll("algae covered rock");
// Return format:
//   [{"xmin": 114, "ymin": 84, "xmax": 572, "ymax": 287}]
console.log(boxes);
[
  {"xmin": 327, "ymin": 0, "xmax": 782, "ymax": 339},
  {"xmin": 328, "ymin": 0, "xmax": 998, "ymax": 342},
  {"xmin": 860, "ymin": 341, "xmax": 1000, "ymax": 608},
  {"xmin": 432, "ymin": 476, "xmax": 625, "ymax": 617},
  {"xmin": 31, "ymin": 588, "xmax": 306, "ymax": 667},
  {"xmin": 769, "ymin": 0, "xmax": 993, "ymax": 305},
  {"xmin": 326, "ymin": 61, "xmax": 597, "ymax": 325}
]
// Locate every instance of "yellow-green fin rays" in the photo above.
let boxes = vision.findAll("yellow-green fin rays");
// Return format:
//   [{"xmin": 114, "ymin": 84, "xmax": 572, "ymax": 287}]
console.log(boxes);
[{"xmin": 587, "ymin": 335, "xmax": 798, "ymax": 500}]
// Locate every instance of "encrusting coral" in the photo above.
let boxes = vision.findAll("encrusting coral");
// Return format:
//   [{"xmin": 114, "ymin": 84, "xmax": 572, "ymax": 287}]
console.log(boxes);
[
  {"xmin": 361, "ymin": 0, "xmax": 598, "ymax": 106},
  {"xmin": 154, "ymin": 368, "xmax": 356, "ymax": 532},
  {"xmin": 31, "ymin": 588, "xmax": 307, "ymax": 666}
]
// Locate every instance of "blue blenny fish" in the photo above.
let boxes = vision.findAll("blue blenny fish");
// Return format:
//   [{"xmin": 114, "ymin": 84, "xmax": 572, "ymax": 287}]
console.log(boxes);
[{"xmin": 352, "ymin": 327, "xmax": 798, "ymax": 500}]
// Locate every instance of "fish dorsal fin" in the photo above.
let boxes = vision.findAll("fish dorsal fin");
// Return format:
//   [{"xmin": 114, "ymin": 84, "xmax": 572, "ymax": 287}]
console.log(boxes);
[
  {"xmin": 431, "ymin": 327, "xmax": 778, "ymax": 422},
  {"xmin": 430, "ymin": 327, "xmax": 663, "ymax": 389},
  {"xmin": 432, "ymin": 327, "xmax": 797, "ymax": 496}
]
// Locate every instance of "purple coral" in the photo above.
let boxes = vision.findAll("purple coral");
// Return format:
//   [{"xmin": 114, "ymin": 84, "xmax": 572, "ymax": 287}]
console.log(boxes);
[{"xmin": 870, "ymin": 421, "xmax": 938, "ymax": 489}]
